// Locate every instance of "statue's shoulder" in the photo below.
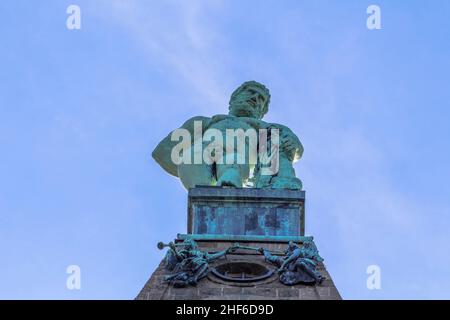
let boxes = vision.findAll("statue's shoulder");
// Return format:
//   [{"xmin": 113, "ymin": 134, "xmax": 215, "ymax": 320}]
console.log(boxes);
[
  {"xmin": 180, "ymin": 115, "xmax": 212, "ymax": 132},
  {"xmin": 224, "ymin": 117, "xmax": 270, "ymax": 129},
  {"xmin": 268, "ymin": 122, "xmax": 301, "ymax": 140},
  {"xmin": 267, "ymin": 122, "xmax": 296, "ymax": 134},
  {"xmin": 209, "ymin": 114, "xmax": 247, "ymax": 127},
  {"xmin": 181, "ymin": 115, "xmax": 211, "ymax": 127},
  {"xmin": 210, "ymin": 114, "xmax": 230, "ymax": 122}
]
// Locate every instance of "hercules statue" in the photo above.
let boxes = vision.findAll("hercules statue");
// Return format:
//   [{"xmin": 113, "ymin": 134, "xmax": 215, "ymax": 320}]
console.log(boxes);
[{"xmin": 152, "ymin": 81, "xmax": 304, "ymax": 190}]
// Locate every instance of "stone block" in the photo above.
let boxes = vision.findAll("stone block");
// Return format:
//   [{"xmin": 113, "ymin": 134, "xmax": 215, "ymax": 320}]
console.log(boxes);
[{"xmin": 188, "ymin": 187, "xmax": 305, "ymax": 237}]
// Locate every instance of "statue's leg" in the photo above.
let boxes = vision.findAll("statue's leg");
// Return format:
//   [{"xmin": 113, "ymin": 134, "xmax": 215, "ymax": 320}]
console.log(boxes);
[
  {"xmin": 177, "ymin": 144, "xmax": 216, "ymax": 189},
  {"xmin": 270, "ymin": 155, "xmax": 302, "ymax": 190},
  {"xmin": 216, "ymin": 160, "xmax": 248, "ymax": 187},
  {"xmin": 216, "ymin": 137, "xmax": 253, "ymax": 188},
  {"xmin": 190, "ymin": 263, "xmax": 209, "ymax": 285},
  {"xmin": 296, "ymin": 260, "xmax": 323, "ymax": 283}
]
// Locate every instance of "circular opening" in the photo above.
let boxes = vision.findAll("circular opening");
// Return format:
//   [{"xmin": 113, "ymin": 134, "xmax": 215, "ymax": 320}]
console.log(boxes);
[{"xmin": 211, "ymin": 261, "xmax": 274, "ymax": 282}]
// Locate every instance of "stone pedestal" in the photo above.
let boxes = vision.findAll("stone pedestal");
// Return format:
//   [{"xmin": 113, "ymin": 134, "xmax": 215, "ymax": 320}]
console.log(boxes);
[
  {"xmin": 137, "ymin": 187, "xmax": 341, "ymax": 300},
  {"xmin": 188, "ymin": 187, "xmax": 305, "ymax": 237}
]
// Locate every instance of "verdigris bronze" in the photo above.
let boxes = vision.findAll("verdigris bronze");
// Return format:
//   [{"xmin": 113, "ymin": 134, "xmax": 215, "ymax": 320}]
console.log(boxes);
[
  {"xmin": 187, "ymin": 187, "xmax": 305, "ymax": 237},
  {"xmin": 259, "ymin": 240, "xmax": 324, "ymax": 285},
  {"xmin": 152, "ymin": 81, "xmax": 303, "ymax": 190},
  {"xmin": 160, "ymin": 239, "xmax": 236, "ymax": 287}
]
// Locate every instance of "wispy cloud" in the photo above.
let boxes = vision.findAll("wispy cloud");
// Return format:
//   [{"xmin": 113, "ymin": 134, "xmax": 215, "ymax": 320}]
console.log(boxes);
[{"xmin": 92, "ymin": 0, "xmax": 231, "ymax": 113}]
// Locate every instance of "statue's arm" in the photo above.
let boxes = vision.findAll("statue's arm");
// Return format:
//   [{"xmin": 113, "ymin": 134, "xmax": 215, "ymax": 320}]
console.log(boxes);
[
  {"xmin": 152, "ymin": 116, "xmax": 211, "ymax": 177},
  {"xmin": 271, "ymin": 123, "xmax": 303, "ymax": 162},
  {"xmin": 260, "ymin": 249, "xmax": 283, "ymax": 267},
  {"xmin": 205, "ymin": 249, "xmax": 228, "ymax": 262},
  {"xmin": 280, "ymin": 248, "xmax": 301, "ymax": 270}
]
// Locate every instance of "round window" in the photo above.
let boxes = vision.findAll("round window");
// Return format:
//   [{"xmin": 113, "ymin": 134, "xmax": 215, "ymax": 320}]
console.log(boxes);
[{"xmin": 211, "ymin": 261, "xmax": 275, "ymax": 283}]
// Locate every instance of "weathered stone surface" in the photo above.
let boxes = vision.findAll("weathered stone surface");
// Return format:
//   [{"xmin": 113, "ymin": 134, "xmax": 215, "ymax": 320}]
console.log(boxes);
[
  {"xmin": 188, "ymin": 187, "xmax": 305, "ymax": 237},
  {"xmin": 277, "ymin": 288, "xmax": 300, "ymax": 298},
  {"xmin": 300, "ymin": 287, "xmax": 320, "ymax": 300}
]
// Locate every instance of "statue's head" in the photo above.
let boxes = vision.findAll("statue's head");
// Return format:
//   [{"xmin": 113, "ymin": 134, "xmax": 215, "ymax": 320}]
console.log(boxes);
[{"xmin": 228, "ymin": 81, "xmax": 270, "ymax": 119}]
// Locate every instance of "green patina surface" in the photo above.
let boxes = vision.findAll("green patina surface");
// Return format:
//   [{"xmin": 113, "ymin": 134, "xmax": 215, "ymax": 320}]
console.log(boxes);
[
  {"xmin": 187, "ymin": 187, "xmax": 305, "ymax": 238},
  {"xmin": 152, "ymin": 81, "xmax": 304, "ymax": 190}
]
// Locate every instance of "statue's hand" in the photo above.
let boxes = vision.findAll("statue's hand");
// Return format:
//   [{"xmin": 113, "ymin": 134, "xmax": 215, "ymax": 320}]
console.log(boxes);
[{"xmin": 279, "ymin": 131, "xmax": 301, "ymax": 161}]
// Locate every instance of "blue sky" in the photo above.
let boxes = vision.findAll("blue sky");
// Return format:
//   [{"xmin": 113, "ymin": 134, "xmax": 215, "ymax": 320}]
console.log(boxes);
[{"xmin": 1, "ymin": 0, "xmax": 449, "ymax": 299}]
